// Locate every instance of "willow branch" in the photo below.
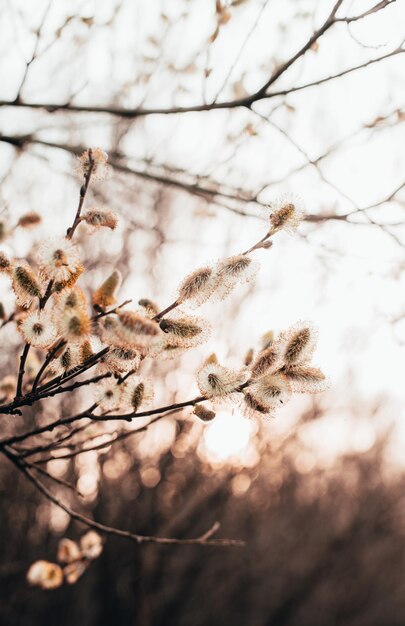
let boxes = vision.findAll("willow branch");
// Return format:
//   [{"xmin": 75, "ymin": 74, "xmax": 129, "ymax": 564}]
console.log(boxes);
[
  {"xmin": 15, "ymin": 344, "xmax": 30, "ymax": 399},
  {"xmin": 3, "ymin": 449, "xmax": 244, "ymax": 547},
  {"xmin": 0, "ymin": 1, "xmax": 398, "ymax": 119},
  {"xmin": 66, "ymin": 148, "xmax": 94, "ymax": 239}
]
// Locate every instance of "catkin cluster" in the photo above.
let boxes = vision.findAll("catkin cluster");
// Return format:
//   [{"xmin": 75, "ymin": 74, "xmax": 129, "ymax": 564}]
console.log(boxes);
[{"xmin": 0, "ymin": 149, "xmax": 326, "ymax": 585}]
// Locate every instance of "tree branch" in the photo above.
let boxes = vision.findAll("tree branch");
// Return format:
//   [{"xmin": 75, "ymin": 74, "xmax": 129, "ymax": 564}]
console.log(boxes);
[{"xmin": 3, "ymin": 447, "xmax": 244, "ymax": 547}]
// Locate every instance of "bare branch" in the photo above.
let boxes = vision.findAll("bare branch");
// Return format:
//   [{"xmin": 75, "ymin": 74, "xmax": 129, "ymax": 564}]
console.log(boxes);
[{"xmin": 3, "ymin": 448, "xmax": 244, "ymax": 547}]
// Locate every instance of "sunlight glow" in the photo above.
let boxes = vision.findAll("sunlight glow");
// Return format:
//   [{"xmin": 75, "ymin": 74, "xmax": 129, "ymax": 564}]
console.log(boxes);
[{"xmin": 200, "ymin": 410, "xmax": 257, "ymax": 464}]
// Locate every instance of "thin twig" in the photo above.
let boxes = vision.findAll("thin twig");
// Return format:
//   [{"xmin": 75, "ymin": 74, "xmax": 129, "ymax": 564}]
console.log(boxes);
[
  {"xmin": 66, "ymin": 148, "xmax": 94, "ymax": 239},
  {"xmin": 3, "ymin": 448, "xmax": 244, "ymax": 547},
  {"xmin": 15, "ymin": 344, "xmax": 30, "ymax": 399}
]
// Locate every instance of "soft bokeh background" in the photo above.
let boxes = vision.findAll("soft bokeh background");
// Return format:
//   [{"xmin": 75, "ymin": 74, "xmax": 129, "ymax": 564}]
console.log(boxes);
[{"xmin": 0, "ymin": 0, "xmax": 404, "ymax": 624}]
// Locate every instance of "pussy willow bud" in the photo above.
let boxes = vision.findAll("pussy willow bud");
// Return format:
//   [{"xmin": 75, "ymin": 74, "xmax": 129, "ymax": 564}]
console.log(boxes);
[
  {"xmin": 244, "ymin": 348, "xmax": 254, "ymax": 366},
  {"xmin": 0, "ymin": 220, "xmax": 10, "ymax": 243},
  {"xmin": 61, "ymin": 347, "xmax": 74, "ymax": 371},
  {"xmin": 138, "ymin": 299, "xmax": 160, "ymax": 316},
  {"xmin": 27, "ymin": 561, "xmax": 63, "ymax": 590},
  {"xmin": 250, "ymin": 344, "xmax": 281, "ymax": 379},
  {"xmin": 53, "ymin": 267, "xmax": 84, "ymax": 292},
  {"xmin": 77, "ymin": 148, "xmax": 109, "ymax": 180},
  {"xmin": 80, "ymin": 531, "xmax": 103, "ymax": 560},
  {"xmin": 18, "ymin": 311, "xmax": 58, "ymax": 348},
  {"xmin": 123, "ymin": 377, "xmax": 154, "ymax": 412},
  {"xmin": 256, "ymin": 240, "xmax": 273, "ymax": 250},
  {"xmin": 104, "ymin": 347, "xmax": 140, "ymax": 373},
  {"xmin": 17, "ymin": 212, "xmax": 41, "ymax": 228},
  {"xmin": 243, "ymin": 374, "xmax": 291, "ymax": 418},
  {"xmin": 196, "ymin": 362, "xmax": 248, "ymax": 398},
  {"xmin": 268, "ymin": 194, "xmax": 304, "ymax": 235},
  {"xmin": 37, "ymin": 237, "xmax": 83, "ymax": 286},
  {"xmin": 64, "ymin": 561, "xmax": 88, "ymax": 585},
  {"xmin": 12, "ymin": 265, "xmax": 42, "ymax": 306},
  {"xmin": 177, "ymin": 266, "xmax": 216, "ymax": 307},
  {"xmin": 280, "ymin": 365, "xmax": 327, "ymax": 393},
  {"xmin": 92, "ymin": 270, "xmax": 121, "ymax": 310},
  {"xmin": 160, "ymin": 316, "xmax": 205, "ymax": 339},
  {"xmin": 59, "ymin": 310, "xmax": 90, "ymax": 343},
  {"xmin": 82, "ymin": 209, "xmax": 118, "ymax": 230},
  {"xmin": 118, "ymin": 311, "xmax": 160, "ymax": 340},
  {"xmin": 129, "ymin": 382, "xmax": 144, "ymax": 411},
  {"xmin": 217, "ymin": 254, "xmax": 252, "ymax": 279},
  {"xmin": 57, "ymin": 287, "xmax": 87, "ymax": 311},
  {"xmin": 213, "ymin": 254, "xmax": 260, "ymax": 300},
  {"xmin": 261, "ymin": 331, "xmax": 274, "ymax": 350},
  {"xmin": 57, "ymin": 538, "xmax": 81, "ymax": 564},
  {"xmin": 204, "ymin": 353, "xmax": 218, "ymax": 365},
  {"xmin": 193, "ymin": 404, "xmax": 216, "ymax": 422},
  {"xmin": 280, "ymin": 323, "xmax": 316, "ymax": 366},
  {"xmin": 79, "ymin": 340, "xmax": 94, "ymax": 362},
  {"xmin": 0, "ymin": 252, "xmax": 11, "ymax": 272}
]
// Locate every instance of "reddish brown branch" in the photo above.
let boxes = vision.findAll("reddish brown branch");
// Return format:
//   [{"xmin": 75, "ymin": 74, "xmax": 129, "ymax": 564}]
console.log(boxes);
[{"xmin": 3, "ymin": 448, "xmax": 244, "ymax": 547}]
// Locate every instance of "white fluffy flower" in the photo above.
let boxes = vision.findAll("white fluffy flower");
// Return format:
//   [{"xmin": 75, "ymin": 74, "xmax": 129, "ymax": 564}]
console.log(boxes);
[
  {"xmin": 11, "ymin": 263, "xmax": 43, "ymax": 308},
  {"xmin": 57, "ymin": 538, "xmax": 81, "ymax": 564},
  {"xmin": 250, "ymin": 343, "xmax": 283, "ymax": 379},
  {"xmin": 80, "ymin": 531, "xmax": 103, "ymax": 560},
  {"xmin": 213, "ymin": 255, "xmax": 260, "ymax": 300},
  {"xmin": 115, "ymin": 310, "xmax": 162, "ymax": 352},
  {"xmin": 148, "ymin": 336, "xmax": 189, "ymax": 361},
  {"xmin": 123, "ymin": 376, "xmax": 154, "ymax": 412},
  {"xmin": 58, "ymin": 308, "xmax": 90, "ymax": 344},
  {"xmin": 94, "ymin": 381, "xmax": 122, "ymax": 412},
  {"xmin": 37, "ymin": 237, "xmax": 83, "ymax": 283},
  {"xmin": 77, "ymin": 148, "xmax": 109, "ymax": 180},
  {"xmin": 159, "ymin": 311, "xmax": 211, "ymax": 348},
  {"xmin": 27, "ymin": 560, "xmax": 63, "ymax": 589},
  {"xmin": 177, "ymin": 265, "xmax": 218, "ymax": 308},
  {"xmin": 50, "ymin": 346, "xmax": 81, "ymax": 376},
  {"xmin": 18, "ymin": 310, "xmax": 58, "ymax": 348},
  {"xmin": 267, "ymin": 193, "xmax": 304, "ymax": 235},
  {"xmin": 243, "ymin": 374, "xmax": 291, "ymax": 418},
  {"xmin": 55, "ymin": 286, "xmax": 87, "ymax": 312},
  {"xmin": 278, "ymin": 321, "xmax": 317, "ymax": 366},
  {"xmin": 103, "ymin": 347, "xmax": 141, "ymax": 374},
  {"xmin": 64, "ymin": 560, "xmax": 88, "ymax": 585},
  {"xmin": 196, "ymin": 361, "xmax": 248, "ymax": 398}
]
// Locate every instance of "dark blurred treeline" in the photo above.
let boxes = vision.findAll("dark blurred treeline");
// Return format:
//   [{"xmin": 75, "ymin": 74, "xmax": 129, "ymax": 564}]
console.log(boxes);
[{"xmin": 1, "ymin": 410, "xmax": 405, "ymax": 626}]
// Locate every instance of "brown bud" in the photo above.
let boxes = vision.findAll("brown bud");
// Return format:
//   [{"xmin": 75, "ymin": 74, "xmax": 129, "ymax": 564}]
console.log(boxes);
[
  {"xmin": 92, "ymin": 270, "xmax": 121, "ymax": 310},
  {"xmin": 193, "ymin": 404, "xmax": 216, "ymax": 422},
  {"xmin": 244, "ymin": 348, "xmax": 254, "ymax": 366},
  {"xmin": 0, "ymin": 252, "xmax": 11, "ymax": 272},
  {"xmin": 17, "ymin": 212, "xmax": 42, "ymax": 228},
  {"xmin": 138, "ymin": 299, "xmax": 159, "ymax": 316}
]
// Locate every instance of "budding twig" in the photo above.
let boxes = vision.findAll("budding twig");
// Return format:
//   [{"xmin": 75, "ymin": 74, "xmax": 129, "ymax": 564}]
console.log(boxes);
[
  {"xmin": 3, "ymin": 448, "xmax": 244, "ymax": 547},
  {"xmin": 66, "ymin": 148, "xmax": 94, "ymax": 240},
  {"xmin": 15, "ymin": 344, "xmax": 30, "ymax": 399}
]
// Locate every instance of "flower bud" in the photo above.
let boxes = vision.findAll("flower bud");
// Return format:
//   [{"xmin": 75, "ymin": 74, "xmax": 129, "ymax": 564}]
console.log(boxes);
[{"xmin": 193, "ymin": 404, "xmax": 216, "ymax": 422}]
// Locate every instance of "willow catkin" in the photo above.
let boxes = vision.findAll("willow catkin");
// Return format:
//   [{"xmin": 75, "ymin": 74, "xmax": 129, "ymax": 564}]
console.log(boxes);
[
  {"xmin": 250, "ymin": 344, "xmax": 281, "ymax": 379},
  {"xmin": 0, "ymin": 252, "xmax": 11, "ymax": 272},
  {"xmin": 92, "ymin": 270, "xmax": 121, "ymax": 309},
  {"xmin": 193, "ymin": 404, "xmax": 216, "ymax": 422},
  {"xmin": 268, "ymin": 194, "xmax": 304, "ymax": 235},
  {"xmin": 177, "ymin": 266, "xmax": 216, "ymax": 307},
  {"xmin": 281, "ymin": 365, "xmax": 327, "ymax": 393},
  {"xmin": 82, "ymin": 209, "xmax": 118, "ymax": 230},
  {"xmin": 12, "ymin": 265, "xmax": 42, "ymax": 306}
]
